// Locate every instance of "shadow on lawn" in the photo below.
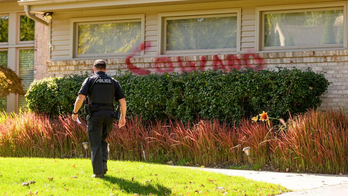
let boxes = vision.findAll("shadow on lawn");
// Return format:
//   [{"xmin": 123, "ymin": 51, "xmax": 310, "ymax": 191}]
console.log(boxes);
[{"xmin": 104, "ymin": 175, "xmax": 172, "ymax": 195}]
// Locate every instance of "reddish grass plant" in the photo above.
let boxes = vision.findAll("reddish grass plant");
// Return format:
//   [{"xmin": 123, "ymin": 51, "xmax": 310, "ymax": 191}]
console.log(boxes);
[
  {"xmin": 0, "ymin": 112, "xmax": 87, "ymax": 158},
  {"xmin": 269, "ymin": 109, "xmax": 348, "ymax": 174},
  {"xmin": 1, "ymin": 109, "xmax": 347, "ymax": 174}
]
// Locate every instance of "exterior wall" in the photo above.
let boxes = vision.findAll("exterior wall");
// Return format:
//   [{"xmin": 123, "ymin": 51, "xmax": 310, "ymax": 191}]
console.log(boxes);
[
  {"xmin": 34, "ymin": 18, "xmax": 49, "ymax": 80},
  {"xmin": 37, "ymin": 0, "xmax": 348, "ymax": 110}
]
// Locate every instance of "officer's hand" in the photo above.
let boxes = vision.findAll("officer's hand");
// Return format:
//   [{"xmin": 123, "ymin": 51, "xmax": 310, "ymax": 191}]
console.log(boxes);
[
  {"xmin": 72, "ymin": 114, "xmax": 78, "ymax": 121},
  {"xmin": 118, "ymin": 118, "xmax": 126, "ymax": 128}
]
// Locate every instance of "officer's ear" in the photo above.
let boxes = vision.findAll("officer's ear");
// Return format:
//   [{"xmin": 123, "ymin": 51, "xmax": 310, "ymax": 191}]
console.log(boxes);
[{"xmin": 93, "ymin": 67, "xmax": 97, "ymax": 73}]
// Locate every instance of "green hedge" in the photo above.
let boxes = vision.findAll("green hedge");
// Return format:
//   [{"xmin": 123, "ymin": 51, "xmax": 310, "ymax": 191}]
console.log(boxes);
[{"xmin": 26, "ymin": 68, "xmax": 329, "ymax": 122}]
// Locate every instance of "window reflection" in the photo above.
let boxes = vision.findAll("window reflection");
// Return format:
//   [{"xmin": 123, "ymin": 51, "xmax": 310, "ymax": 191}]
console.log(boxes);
[
  {"xmin": 77, "ymin": 21, "xmax": 141, "ymax": 55},
  {"xmin": 264, "ymin": 9, "xmax": 344, "ymax": 48},
  {"xmin": 0, "ymin": 16, "xmax": 9, "ymax": 43},
  {"xmin": 166, "ymin": 16, "xmax": 237, "ymax": 51},
  {"xmin": 20, "ymin": 15, "xmax": 35, "ymax": 41}
]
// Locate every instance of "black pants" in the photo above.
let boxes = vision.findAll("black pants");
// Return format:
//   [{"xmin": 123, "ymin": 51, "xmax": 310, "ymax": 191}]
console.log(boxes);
[{"xmin": 87, "ymin": 110, "xmax": 114, "ymax": 174}]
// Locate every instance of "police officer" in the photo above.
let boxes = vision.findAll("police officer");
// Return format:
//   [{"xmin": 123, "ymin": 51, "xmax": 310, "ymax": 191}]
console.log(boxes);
[{"xmin": 71, "ymin": 59, "xmax": 127, "ymax": 178}]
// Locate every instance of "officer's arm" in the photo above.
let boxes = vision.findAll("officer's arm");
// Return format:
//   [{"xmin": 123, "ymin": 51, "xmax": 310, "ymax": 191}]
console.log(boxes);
[
  {"xmin": 118, "ymin": 98, "xmax": 127, "ymax": 128},
  {"xmin": 118, "ymin": 98, "xmax": 126, "ymax": 118},
  {"xmin": 73, "ymin": 94, "xmax": 86, "ymax": 114}
]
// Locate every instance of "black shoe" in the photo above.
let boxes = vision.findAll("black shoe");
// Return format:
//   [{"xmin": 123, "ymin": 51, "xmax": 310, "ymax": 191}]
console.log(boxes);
[
  {"xmin": 91, "ymin": 174, "xmax": 104, "ymax": 178},
  {"xmin": 103, "ymin": 162, "xmax": 108, "ymax": 174}
]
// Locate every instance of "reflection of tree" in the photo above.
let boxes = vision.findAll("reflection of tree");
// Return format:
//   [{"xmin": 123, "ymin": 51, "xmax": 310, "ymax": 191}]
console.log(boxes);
[
  {"xmin": 322, "ymin": 11, "xmax": 336, "ymax": 44},
  {"xmin": 0, "ymin": 16, "xmax": 9, "ymax": 43},
  {"xmin": 77, "ymin": 22, "xmax": 141, "ymax": 55},
  {"xmin": 264, "ymin": 14, "xmax": 282, "ymax": 47},
  {"xmin": 0, "ymin": 51, "xmax": 7, "ymax": 111},
  {"xmin": 20, "ymin": 15, "xmax": 35, "ymax": 41},
  {"xmin": 166, "ymin": 16, "xmax": 237, "ymax": 51},
  {"xmin": 264, "ymin": 10, "xmax": 343, "ymax": 47}
]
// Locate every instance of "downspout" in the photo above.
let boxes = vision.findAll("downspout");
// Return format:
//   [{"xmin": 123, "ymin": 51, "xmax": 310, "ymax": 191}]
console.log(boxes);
[{"xmin": 24, "ymin": 5, "xmax": 49, "ymax": 26}]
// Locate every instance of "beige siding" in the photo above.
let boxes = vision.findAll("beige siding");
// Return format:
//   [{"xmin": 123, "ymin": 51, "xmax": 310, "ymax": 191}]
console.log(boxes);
[
  {"xmin": 145, "ymin": 13, "xmax": 158, "ymax": 56},
  {"xmin": 241, "ymin": 7, "xmax": 255, "ymax": 52}
]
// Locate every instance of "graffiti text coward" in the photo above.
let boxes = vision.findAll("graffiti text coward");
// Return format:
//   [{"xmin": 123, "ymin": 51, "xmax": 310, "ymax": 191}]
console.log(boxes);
[{"xmin": 126, "ymin": 43, "xmax": 264, "ymax": 75}]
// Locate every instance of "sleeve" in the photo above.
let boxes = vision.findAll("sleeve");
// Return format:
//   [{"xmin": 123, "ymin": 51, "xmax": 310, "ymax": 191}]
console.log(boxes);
[
  {"xmin": 78, "ymin": 78, "xmax": 90, "ymax": 96},
  {"xmin": 114, "ymin": 80, "xmax": 126, "ymax": 101}
]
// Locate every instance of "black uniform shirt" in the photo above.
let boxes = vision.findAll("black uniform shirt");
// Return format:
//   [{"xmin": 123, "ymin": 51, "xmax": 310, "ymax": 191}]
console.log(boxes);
[{"xmin": 78, "ymin": 71, "xmax": 125, "ymax": 101}]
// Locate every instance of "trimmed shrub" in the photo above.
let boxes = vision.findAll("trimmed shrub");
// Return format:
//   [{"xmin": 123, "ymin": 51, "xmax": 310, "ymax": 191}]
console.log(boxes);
[{"xmin": 26, "ymin": 68, "xmax": 329, "ymax": 122}]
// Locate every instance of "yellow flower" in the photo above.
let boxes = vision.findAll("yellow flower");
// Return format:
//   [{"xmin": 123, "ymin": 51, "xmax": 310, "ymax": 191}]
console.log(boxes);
[
  {"xmin": 259, "ymin": 111, "xmax": 269, "ymax": 121},
  {"xmin": 252, "ymin": 116, "xmax": 258, "ymax": 122}
]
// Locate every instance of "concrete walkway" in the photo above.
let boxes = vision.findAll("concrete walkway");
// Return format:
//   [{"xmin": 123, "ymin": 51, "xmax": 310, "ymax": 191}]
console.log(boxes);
[{"xmin": 187, "ymin": 167, "xmax": 348, "ymax": 195}]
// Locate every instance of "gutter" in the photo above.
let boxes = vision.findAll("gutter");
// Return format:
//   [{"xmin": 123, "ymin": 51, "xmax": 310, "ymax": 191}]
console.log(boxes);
[{"xmin": 24, "ymin": 5, "xmax": 49, "ymax": 26}]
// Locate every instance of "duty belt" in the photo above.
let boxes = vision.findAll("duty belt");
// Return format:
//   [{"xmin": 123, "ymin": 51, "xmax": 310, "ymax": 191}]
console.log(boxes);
[{"xmin": 97, "ymin": 105, "xmax": 114, "ymax": 110}]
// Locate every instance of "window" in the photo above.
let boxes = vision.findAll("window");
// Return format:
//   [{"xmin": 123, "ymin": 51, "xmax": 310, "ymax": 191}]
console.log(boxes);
[
  {"xmin": 18, "ymin": 49, "xmax": 34, "ymax": 110},
  {"xmin": 19, "ymin": 15, "xmax": 35, "ymax": 42},
  {"xmin": 259, "ymin": 6, "xmax": 345, "ymax": 50},
  {"xmin": 0, "ymin": 13, "xmax": 35, "ymax": 112},
  {"xmin": 0, "ymin": 15, "xmax": 9, "ymax": 43},
  {"xmin": 160, "ymin": 10, "xmax": 241, "ymax": 55},
  {"xmin": 71, "ymin": 15, "xmax": 144, "ymax": 58},
  {"xmin": 0, "ymin": 50, "xmax": 8, "ymax": 112}
]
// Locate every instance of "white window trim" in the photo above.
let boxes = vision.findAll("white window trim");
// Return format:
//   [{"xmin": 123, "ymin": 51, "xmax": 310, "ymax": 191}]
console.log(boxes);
[
  {"xmin": 158, "ymin": 8, "xmax": 241, "ymax": 56},
  {"xmin": 17, "ymin": 13, "xmax": 35, "ymax": 45},
  {"xmin": 255, "ymin": 2, "xmax": 347, "ymax": 52},
  {"xmin": 70, "ymin": 14, "xmax": 145, "ymax": 59},
  {"xmin": 0, "ymin": 14, "xmax": 9, "ymax": 46}
]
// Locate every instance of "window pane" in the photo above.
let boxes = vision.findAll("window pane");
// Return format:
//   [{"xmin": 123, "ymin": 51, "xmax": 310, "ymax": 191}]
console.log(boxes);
[
  {"xmin": 19, "ymin": 49, "xmax": 34, "ymax": 110},
  {"xmin": 20, "ymin": 15, "xmax": 35, "ymax": 41},
  {"xmin": 264, "ymin": 9, "xmax": 344, "ymax": 47},
  {"xmin": 0, "ymin": 16, "xmax": 9, "ymax": 42},
  {"xmin": 166, "ymin": 16, "xmax": 237, "ymax": 51},
  {"xmin": 77, "ymin": 21, "xmax": 141, "ymax": 55},
  {"xmin": 0, "ymin": 51, "xmax": 8, "ymax": 112}
]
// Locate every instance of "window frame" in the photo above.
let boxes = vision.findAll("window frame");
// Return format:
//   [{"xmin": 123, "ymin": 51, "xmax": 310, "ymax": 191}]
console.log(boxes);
[
  {"xmin": 0, "ymin": 11, "xmax": 35, "ymax": 113},
  {"xmin": 70, "ymin": 14, "xmax": 145, "ymax": 59},
  {"xmin": 158, "ymin": 9, "xmax": 241, "ymax": 56},
  {"xmin": 0, "ymin": 14, "xmax": 9, "ymax": 45},
  {"xmin": 17, "ymin": 13, "xmax": 35, "ymax": 44},
  {"xmin": 256, "ymin": 2, "xmax": 347, "ymax": 52}
]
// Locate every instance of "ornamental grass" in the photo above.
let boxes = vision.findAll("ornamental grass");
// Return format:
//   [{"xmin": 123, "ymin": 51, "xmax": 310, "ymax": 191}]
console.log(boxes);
[{"xmin": 0, "ymin": 109, "xmax": 347, "ymax": 174}]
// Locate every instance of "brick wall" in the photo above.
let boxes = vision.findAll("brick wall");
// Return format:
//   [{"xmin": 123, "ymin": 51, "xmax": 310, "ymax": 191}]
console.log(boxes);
[
  {"xmin": 34, "ymin": 21, "xmax": 49, "ymax": 80},
  {"xmin": 47, "ymin": 49, "xmax": 348, "ymax": 110}
]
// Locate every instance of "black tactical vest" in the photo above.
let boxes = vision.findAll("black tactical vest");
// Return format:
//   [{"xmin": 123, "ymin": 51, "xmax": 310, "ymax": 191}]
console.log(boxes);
[{"xmin": 88, "ymin": 74, "xmax": 115, "ymax": 105}]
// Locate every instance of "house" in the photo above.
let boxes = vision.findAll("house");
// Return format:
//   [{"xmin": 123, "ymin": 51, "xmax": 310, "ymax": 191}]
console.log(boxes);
[{"xmin": 1, "ymin": 0, "xmax": 348, "ymax": 112}]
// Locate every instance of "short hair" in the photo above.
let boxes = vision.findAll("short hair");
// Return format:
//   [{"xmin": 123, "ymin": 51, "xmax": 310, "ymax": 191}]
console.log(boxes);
[{"xmin": 93, "ymin": 59, "xmax": 106, "ymax": 69}]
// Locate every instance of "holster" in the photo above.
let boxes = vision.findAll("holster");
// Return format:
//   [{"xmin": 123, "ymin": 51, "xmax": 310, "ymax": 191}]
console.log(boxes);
[
  {"xmin": 84, "ymin": 104, "xmax": 99, "ymax": 116},
  {"xmin": 112, "ymin": 106, "xmax": 120, "ymax": 119}
]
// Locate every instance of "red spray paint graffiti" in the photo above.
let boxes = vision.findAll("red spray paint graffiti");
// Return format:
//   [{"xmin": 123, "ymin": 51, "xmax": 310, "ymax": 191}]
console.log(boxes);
[
  {"xmin": 125, "ymin": 42, "xmax": 151, "ymax": 75},
  {"xmin": 125, "ymin": 42, "xmax": 264, "ymax": 75}
]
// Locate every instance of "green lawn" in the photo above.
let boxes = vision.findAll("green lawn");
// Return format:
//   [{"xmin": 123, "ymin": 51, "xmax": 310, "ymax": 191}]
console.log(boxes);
[{"xmin": 0, "ymin": 157, "xmax": 289, "ymax": 196}]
